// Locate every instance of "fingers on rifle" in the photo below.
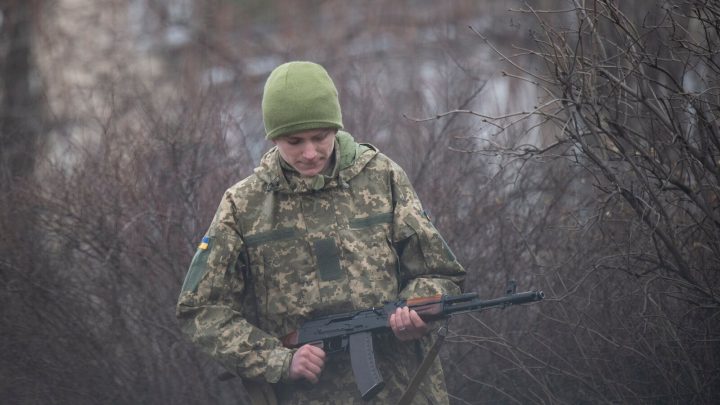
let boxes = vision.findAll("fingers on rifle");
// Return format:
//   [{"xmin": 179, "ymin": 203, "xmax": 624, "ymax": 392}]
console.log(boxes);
[
  {"xmin": 408, "ymin": 309, "xmax": 429, "ymax": 339},
  {"xmin": 390, "ymin": 307, "xmax": 411, "ymax": 341},
  {"xmin": 400, "ymin": 306, "xmax": 412, "ymax": 325},
  {"xmin": 408, "ymin": 309, "xmax": 427, "ymax": 329},
  {"xmin": 306, "ymin": 343, "xmax": 326, "ymax": 359},
  {"xmin": 389, "ymin": 309, "xmax": 399, "ymax": 331},
  {"xmin": 391, "ymin": 306, "xmax": 428, "ymax": 341},
  {"xmin": 291, "ymin": 344, "xmax": 326, "ymax": 384},
  {"xmin": 390, "ymin": 308, "xmax": 407, "ymax": 339},
  {"xmin": 304, "ymin": 361, "xmax": 322, "ymax": 384},
  {"xmin": 304, "ymin": 345, "xmax": 325, "ymax": 377},
  {"xmin": 400, "ymin": 307, "xmax": 416, "ymax": 338}
]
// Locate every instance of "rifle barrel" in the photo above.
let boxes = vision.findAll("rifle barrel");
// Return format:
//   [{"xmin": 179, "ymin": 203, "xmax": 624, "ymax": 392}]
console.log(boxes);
[{"xmin": 444, "ymin": 290, "xmax": 543, "ymax": 316}]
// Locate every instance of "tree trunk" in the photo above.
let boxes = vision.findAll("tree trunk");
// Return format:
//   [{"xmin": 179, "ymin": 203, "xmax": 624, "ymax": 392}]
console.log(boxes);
[{"xmin": 0, "ymin": 0, "xmax": 43, "ymax": 186}]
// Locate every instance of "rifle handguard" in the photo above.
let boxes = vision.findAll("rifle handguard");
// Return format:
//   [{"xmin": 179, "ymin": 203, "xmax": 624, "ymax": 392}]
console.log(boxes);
[{"xmin": 278, "ymin": 285, "xmax": 544, "ymax": 400}]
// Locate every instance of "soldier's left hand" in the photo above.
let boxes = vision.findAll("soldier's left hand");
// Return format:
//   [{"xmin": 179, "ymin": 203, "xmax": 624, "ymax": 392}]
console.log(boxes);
[{"xmin": 389, "ymin": 306, "xmax": 430, "ymax": 341}]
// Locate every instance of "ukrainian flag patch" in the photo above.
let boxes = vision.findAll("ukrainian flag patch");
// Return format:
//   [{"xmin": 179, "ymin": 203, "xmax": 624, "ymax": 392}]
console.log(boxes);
[{"xmin": 198, "ymin": 236, "xmax": 210, "ymax": 250}]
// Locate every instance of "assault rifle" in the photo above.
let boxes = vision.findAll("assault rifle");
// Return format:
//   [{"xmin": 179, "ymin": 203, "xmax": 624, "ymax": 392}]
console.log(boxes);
[{"xmin": 282, "ymin": 282, "xmax": 544, "ymax": 400}]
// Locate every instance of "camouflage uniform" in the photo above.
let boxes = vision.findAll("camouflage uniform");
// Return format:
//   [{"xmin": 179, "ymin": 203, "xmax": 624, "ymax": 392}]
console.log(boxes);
[{"xmin": 177, "ymin": 131, "xmax": 465, "ymax": 404}]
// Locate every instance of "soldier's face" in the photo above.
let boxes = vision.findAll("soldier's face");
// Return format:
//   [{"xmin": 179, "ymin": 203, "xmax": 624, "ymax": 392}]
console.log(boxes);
[{"xmin": 274, "ymin": 128, "xmax": 336, "ymax": 177}]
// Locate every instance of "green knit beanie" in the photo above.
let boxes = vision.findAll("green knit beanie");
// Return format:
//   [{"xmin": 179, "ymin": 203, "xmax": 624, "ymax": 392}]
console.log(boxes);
[{"xmin": 262, "ymin": 61, "xmax": 343, "ymax": 139}]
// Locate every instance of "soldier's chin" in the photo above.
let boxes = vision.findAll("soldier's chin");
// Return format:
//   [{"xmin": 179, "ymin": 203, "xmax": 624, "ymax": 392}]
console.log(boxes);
[
  {"xmin": 298, "ymin": 166, "xmax": 321, "ymax": 177},
  {"xmin": 297, "ymin": 163, "xmax": 324, "ymax": 177}
]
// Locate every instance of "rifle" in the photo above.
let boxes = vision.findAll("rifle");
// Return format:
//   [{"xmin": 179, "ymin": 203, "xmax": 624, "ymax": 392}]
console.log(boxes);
[{"xmin": 281, "ymin": 282, "xmax": 544, "ymax": 400}]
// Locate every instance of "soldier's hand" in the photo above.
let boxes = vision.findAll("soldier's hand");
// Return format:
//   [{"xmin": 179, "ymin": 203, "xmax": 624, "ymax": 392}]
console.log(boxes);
[
  {"xmin": 289, "ymin": 344, "xmax": 326, "ymax": 384},
  {"xmin": 390, "ymin": 306, "xmax": 430, "ymax": 341}
]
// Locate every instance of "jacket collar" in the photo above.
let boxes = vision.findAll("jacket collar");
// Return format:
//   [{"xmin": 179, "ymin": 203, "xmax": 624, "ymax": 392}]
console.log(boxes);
[{"xmin": 255, "ymin": 131, "xmax": 378, "ymax": 193}]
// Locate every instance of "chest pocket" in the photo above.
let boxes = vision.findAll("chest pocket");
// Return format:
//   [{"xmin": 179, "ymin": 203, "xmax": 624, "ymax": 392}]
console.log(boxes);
[
  {"xmin": 245, "ymin": 227, "xmax": 360, "ymax": 332},
  {"xmin": 245, "ymin": 229, "xmax": 318, "ymax": 331},
  {"xmin": 345, "ymin": 212, "xmax": 396, "ymax": 277},
  {"xmin": 340, "ymin": 212, "xmax": 399, "ymax": 306}
]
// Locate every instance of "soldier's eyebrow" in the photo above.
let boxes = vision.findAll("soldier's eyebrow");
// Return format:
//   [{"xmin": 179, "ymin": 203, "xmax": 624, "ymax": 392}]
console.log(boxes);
[{"xmin": 312, "ymin": 129, "xmax": 333, "ymax": 141}]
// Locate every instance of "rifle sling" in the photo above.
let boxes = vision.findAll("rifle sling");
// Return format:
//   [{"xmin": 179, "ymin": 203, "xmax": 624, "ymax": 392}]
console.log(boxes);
[{"xmin": 397, "ymin": 323, "xmax": 449, "ymax": 405}]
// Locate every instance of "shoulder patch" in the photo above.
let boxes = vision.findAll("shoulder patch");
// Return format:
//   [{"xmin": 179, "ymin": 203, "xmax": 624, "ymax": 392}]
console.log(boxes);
[
  {"xmin": 198, "ymin": 236, "xmax": 210, "ymax": 250},
  {"xmin": 181, "ymin": 236, "xmax": 213, "ymax": 293}
]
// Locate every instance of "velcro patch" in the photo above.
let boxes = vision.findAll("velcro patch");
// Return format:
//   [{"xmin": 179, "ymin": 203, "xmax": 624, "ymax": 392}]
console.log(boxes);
[{"xmin": 314, "ymin": 238, "xmax": 344, "ymax": 281}]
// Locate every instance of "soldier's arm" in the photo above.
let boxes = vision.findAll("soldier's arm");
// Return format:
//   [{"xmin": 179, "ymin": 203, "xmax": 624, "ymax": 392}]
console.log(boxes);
[
  {"xmin": 389, "ymin": 161, "xmax": 466, "ymax": 299},
  {"xmin": 176, "ymin": 190, "xmax": 293, "ymax": 384}
]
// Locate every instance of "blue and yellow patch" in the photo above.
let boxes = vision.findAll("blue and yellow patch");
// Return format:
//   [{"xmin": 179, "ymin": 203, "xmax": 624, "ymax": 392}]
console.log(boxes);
[{"xmin": 198, "ymin": 236, "xmax": 210, "ymax": 250}]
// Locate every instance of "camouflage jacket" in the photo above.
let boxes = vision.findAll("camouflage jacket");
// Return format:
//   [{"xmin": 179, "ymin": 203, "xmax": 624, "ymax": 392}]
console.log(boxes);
[{"xmin": 177, "ymin": 131, "xmax": 466, "ymax": 404}]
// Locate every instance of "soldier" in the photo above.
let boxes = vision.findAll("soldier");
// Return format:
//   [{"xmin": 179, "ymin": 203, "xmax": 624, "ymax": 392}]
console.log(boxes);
[{"xmin": 177, "ymin": 61, "xmax": 466, "ymax": 404}]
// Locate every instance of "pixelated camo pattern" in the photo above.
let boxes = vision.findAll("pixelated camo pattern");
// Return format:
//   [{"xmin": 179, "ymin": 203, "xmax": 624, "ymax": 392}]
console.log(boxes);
[{"xmin": 177, "ymin": 132, "xmax": 465, "ymax": 404}]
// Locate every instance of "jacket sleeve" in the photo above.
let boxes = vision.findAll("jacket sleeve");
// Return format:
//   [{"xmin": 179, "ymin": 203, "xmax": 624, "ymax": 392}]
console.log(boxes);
[
  {"xmin": 176, "ymin": 190, "xmax": 293, "ymax": 384},
  {"xmin": 389, "ymin": 161, "xmax": 466, "ymax": 299}
]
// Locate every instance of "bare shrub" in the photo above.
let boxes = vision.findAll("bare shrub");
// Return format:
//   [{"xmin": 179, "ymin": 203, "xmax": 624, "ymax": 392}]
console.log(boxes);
[
  {"xmin": 1, "ymin": 80, "xmax": 256, "ymax": 403},
  {"xmin": 433, "ymin": 1, "xmax": 720, "ymax": 403}
]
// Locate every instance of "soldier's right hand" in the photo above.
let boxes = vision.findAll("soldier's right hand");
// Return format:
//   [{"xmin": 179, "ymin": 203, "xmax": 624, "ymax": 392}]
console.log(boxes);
[{"xmin": 289, "ymin": 344, "xmax": 326, "ymax": 384}]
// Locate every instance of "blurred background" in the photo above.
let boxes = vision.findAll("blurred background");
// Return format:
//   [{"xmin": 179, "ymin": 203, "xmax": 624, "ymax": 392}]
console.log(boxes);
[{"xmin": 1, "ymin": 0, "xmax": 718, "ymax": 403}]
